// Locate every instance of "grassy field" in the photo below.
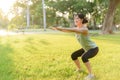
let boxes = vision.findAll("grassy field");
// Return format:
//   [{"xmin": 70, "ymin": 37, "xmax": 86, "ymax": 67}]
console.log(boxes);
[{"xmin": 0, "ymin": 32, "xmax": 120, "ymax": 80}]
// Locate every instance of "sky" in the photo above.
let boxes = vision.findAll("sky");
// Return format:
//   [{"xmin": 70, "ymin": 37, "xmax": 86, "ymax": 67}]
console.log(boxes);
[{"xmin": 0, "ymin": 0, "xmax": 16, "ymax": 13}]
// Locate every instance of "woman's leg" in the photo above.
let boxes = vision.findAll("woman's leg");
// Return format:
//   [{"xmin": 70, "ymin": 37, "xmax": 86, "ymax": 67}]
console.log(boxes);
[
  {"xmin": 71, "ymin": 48, "xmax": 85, "ymax": 70},
  {"xmin": 84, "ymin": 62, "xmax": 92, "ymax": 74},
  {"xmin": 81, "ymin": 47, "xmax": 99, "ymax": 74}
]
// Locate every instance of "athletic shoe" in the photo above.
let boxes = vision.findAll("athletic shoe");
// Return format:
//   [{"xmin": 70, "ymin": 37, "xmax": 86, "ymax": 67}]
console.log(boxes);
[{"xmin": 84, "ymin": 74, "xmax": 95, "ymax": 80}]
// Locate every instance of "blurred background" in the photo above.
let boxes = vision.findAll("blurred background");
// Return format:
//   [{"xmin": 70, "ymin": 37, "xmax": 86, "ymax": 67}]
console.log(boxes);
[{"xmin": 0, "ymin": 0, "xmax": 120, "ymax": 35}]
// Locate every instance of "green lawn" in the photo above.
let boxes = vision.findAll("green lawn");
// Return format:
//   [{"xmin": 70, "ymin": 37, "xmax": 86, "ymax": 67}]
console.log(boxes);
[{"xmin": 0, "ymin": 32, "xmax": 120, "ymax": 80}]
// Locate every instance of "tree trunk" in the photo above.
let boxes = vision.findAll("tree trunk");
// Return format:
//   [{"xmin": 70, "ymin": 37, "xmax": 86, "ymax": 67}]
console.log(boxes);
[
  {"xmin": 102, "ymin": 0, "xmax": 120, "ymax": 34},
  {"xmin": 93, "ymin": 18, "xmax": 97, "ymax": 30}
]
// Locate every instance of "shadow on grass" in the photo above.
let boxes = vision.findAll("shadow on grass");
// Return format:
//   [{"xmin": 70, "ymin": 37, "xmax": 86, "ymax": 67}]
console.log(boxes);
[
  {"xmin": 24, "ymin": 37, "xmax": 50, "ymax": 53},
  {"xmin": 39, "ymin": 39, "xmax": 50, "ymax": 45},
  {"xmin": 0, "ymin": 43, "xmax": 15, "ymax": 80},
  {"xmin": 25, "ymin": 37, "xmax": 34, "ymax": 43}
]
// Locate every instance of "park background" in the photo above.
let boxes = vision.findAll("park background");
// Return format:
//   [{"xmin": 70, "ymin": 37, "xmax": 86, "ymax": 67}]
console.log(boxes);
[{"xmin": 0, "ymin": 0, "xmax": 120, "ymax": 80}]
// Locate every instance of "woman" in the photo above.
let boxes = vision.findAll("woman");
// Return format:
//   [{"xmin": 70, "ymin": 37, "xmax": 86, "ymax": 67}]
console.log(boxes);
[{"xmin": 52, "ymin": 13, "xmax": 99, "ymax": 80}]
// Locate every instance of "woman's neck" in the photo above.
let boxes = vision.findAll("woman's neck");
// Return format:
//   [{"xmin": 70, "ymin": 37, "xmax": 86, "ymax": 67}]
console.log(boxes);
[
  {"xmin": 77, "ymin": 24, "xmax": 87, "ymax": 28},
  {"xmin": 77, "ymin": 24, "xmax": 83, "ymax": 28}
]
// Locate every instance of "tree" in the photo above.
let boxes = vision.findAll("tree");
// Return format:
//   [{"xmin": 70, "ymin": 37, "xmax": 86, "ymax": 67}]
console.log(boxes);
[
  {"xmin": 11, "ymin": 0, "xmax": 53, "ymax": 28},
  {"xmin": 114, "ymin": 5, "xmax": 120, "ymax": 25},
  {"xmin": 10, "ymin": 15, "xmax": 26, "ymax": 29},
  {"xmin": 8, "ymin": 24, "xmax": 17, "ymax": 31},
  {"xmin": 102, "ymin": 0, "xmax": 120, "ymax": 34},
  {"xmin": 88, "ymin": 0, "xmax": 108, "ymax": 29},
  {"xmin": 10, "ymin": 0, "xmax": 120, "ymax": 31},
  {"xmin": 0, "ymin": 9, "xmax": 9, "ymax": 29},
  {"xmin": 9, "ymin": 0, "xmax": 27, "ymax": 29},
  {"xmin": 47, "ymin": 0, "xmax": 97, "ymax": 27}
]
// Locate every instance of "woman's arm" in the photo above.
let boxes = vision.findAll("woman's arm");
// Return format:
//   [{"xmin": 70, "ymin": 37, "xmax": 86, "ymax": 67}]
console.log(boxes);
[{"xmin": 52, "ymin": 27, "xmax": 88, "ymax": 34}]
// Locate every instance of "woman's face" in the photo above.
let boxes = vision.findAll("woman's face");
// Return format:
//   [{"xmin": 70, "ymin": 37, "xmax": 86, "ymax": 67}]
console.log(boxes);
[{"xmin": 74, "ymin": 15, "xmax": 83, "ymax": 26}]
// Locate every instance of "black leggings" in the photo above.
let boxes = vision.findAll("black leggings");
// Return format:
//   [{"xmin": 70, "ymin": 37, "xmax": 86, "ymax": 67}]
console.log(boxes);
[{"xmin": 71, "ymin": 47, "xmax": 99, "ymax": 63}]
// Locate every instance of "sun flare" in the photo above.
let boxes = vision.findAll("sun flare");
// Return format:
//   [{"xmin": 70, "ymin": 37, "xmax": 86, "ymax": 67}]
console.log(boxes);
[{"xmin": 0, "ymin": 0, "xmax": 16, "ymax": 18}]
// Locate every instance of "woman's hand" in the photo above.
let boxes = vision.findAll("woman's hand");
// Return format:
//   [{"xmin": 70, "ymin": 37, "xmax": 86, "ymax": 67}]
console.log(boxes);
[
  {"xmin": 51, "ymin": 27, "xmax": 58, "ymax": 30},
  {"xmin": 51, "ymin": 27, "xmax": 61, "ymax": 30}
]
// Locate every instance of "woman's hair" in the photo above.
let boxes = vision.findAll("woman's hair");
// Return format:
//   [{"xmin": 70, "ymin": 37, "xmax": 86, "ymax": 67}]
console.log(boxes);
[{"xmin": 76, "ymin": 13, "xmax": 88, "ymax": 24}]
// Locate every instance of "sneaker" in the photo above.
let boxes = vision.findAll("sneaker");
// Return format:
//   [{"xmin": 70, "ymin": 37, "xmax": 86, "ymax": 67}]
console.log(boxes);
[{"xmin": 84, "ymin": 74, "xmax": 95, "ymax": 80}]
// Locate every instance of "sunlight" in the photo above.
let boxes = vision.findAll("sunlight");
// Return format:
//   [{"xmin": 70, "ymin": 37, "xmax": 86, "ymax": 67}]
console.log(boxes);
[
  {"xmin": 0, "ymin": 29, "xmax": 17, "ymax": 36},
  {"xmin": 0, "ymin": 0, "xmax": 16, "ymax": 14},
  {"xmin": 0, "ymin": 30, "xmax": 7, "ymax": 36}
]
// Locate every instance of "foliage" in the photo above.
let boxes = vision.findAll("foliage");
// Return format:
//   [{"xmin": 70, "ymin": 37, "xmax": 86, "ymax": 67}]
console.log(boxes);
[
  {"xmin": 9, "ymin": 0, "xmax": 120, "ymax": 30},
  {"xmin": 7, "ymin": 24, "xmax": 17, "ymax": 31},
  {"xmin": 102, "ymin": 0, "xmax": 120, "ymax": 34},
  {"xmin": 10, "ymin": 15, "xmax": 26, "ymax": 29},
  {"xmin": 0, "ymin": 9, "xmax": 9, "ymax": 29},
  {"xmin": 44, "ymin": 0, "xmax": 110, "ymax": 28},
  {"xmin": 114, "ymin": 4, "xmax": 120, "ymax": 24}
]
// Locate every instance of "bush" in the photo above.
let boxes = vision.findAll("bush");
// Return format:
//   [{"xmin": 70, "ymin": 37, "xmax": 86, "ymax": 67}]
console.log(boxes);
[{"xmin": 8, "ymin": 24, "xmax": 17, "ymax": 31}]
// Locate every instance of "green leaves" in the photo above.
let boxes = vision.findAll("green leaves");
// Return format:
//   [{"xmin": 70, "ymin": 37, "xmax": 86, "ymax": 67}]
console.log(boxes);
[
  {"xmin": 9, "ymin": 0, "xmax": 120, "ymax": 30},
  {"xmin": 0, "ymin": 9, "xmax": 9, "ymax": 29}
]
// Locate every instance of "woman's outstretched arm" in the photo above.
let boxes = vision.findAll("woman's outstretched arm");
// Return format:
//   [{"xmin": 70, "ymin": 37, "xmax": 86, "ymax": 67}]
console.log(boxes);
[{"xmin": 51, "ymin": 27, "xmax": 88, "ymax": 34}]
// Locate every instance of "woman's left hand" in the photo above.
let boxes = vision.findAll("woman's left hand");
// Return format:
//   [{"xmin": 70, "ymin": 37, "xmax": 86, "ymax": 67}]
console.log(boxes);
[
  {"xmin": 51, "ymin": 27, "xmax": 61, "ymax": 30},
  {"xmin": 50, "ymin": 27, "xmax": 57, "ymax": 30}
]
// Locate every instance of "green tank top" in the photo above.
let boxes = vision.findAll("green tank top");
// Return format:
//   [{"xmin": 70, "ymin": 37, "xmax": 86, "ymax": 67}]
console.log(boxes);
[{"xmin": 76, "ymin": 33, "xmax": 97, "ymax": 52}]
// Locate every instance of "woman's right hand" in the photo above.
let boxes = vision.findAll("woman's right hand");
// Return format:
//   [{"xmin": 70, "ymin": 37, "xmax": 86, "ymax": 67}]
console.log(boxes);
[{"xmin": 51, "ymin": 27, "xmax": 58, "ymax": 30}]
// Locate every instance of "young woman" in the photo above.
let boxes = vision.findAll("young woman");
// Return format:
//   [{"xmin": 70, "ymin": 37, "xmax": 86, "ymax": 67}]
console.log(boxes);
[{"xmin": 52, "ymin": 13, "xmax": 99, "ymax": 80}]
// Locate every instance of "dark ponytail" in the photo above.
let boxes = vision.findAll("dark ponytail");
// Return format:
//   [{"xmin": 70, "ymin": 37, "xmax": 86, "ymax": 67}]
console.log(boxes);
[
  {"xmin": 82, "ymin": 17, "xmax": 88, "ymax": 24},
  {"xmin": 77, "ymin": 13, "xmax": 88, "ymax": 24}
]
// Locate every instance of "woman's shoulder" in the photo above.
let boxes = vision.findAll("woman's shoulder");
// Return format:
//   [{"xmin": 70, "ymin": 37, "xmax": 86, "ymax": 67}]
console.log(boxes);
[
  {"xmin": 77, "ymin": 27, "xmax": 88, "ymax": 35},
  {"xmin": 79, "ymin": 26, "xmax": 88, "ymax": 32}
]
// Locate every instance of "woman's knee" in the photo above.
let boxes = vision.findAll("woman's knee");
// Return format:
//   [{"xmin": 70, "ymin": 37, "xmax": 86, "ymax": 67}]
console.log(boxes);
[
  {"xmin": 81, "ymin": 55, "xmax": 89, "ymax": 63},
  {"xmin": 71, "ymin": 48, "xmax": 84, "ymax": 60},
  {"xmin": 71, "ymin": 53, "xmax": 78, "ymax": 60}
]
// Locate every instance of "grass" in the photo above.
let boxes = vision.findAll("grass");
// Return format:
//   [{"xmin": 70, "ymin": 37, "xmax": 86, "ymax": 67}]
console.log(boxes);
[{"xmin": 0, "ymin": 31, "xmax": 120, "ymax": 80}]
